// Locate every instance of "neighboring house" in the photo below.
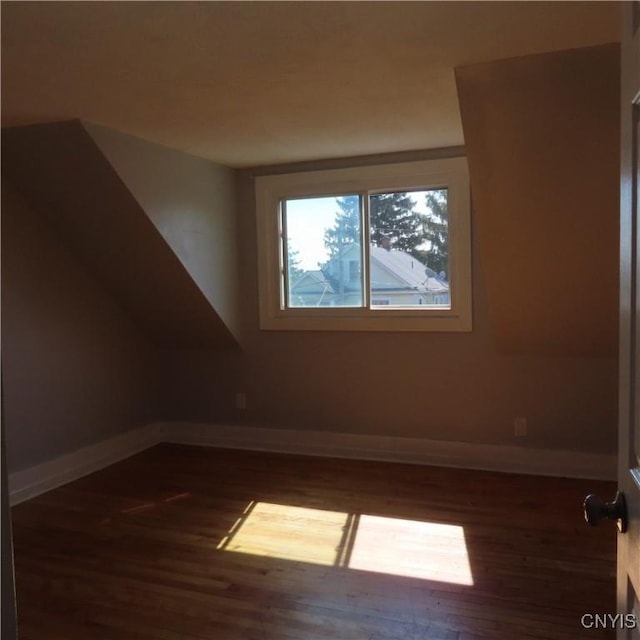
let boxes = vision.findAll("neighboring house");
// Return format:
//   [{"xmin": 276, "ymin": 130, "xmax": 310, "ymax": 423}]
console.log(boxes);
[
  {"xmin": 288, "ymin": 270, "xmax": 334, "ymax": 307},
  {"xmin": 368, "ymin": 245, "xmax": 449, "ymax": 306},
  {"xmin": 290, "ymin": 243, "xmax": 449, "ymax": 308}
]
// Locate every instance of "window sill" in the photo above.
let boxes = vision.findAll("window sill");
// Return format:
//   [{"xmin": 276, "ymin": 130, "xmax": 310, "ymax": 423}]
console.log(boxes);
[{"xmin": 259, "ymin": 311, "xmax": 472, "ymax": 332}]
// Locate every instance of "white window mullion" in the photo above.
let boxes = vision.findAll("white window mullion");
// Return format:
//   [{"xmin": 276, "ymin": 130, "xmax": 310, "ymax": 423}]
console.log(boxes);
[
  {"xmin": 279, "ymin": 200, "xmax": 288, "ymax": 310},
  {"xmin": 361, "ymin": 192, "xmax": 371, "ymax": 310}
]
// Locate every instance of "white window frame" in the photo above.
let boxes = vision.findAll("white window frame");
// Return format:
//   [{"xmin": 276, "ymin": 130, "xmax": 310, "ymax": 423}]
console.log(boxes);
[{"xmin": 255, "ymin": 157, "xmax": 472, "ymax": 332}]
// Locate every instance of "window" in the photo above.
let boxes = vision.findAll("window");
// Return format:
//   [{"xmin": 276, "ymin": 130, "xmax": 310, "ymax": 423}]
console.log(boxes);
[{"xmin": 255, "ymin": 157, "xmax": 471, "ymax": 331}]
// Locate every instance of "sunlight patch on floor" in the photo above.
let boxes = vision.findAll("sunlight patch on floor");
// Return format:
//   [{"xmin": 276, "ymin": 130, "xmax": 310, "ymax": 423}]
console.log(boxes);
[
  {"xmin": 217, "ymin": 502, "xmax": 473, "ymax": 585},
  {"xmin": 349, "ymin": 514, "xmax": 473, "ymax": 584},
  {"xmin": 217, "ymin": 502, "xmax": 348, "ymax": 565}
]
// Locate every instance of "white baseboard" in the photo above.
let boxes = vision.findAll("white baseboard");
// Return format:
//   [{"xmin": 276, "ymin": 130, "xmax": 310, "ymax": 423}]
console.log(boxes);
[
  {"xmin": 8, "ymin": 424, "xmax": 163, "ymax": 505},
  {"xmin": 9, "ymin": 421, "xmax": 616, "ymax": 505},
  {"xmin": 162, "ymin": 421, "xmax": 617, "ymax": 482}
]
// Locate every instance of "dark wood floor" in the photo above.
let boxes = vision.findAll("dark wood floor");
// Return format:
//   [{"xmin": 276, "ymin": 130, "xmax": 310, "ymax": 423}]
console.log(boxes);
[{"xmin": 11, "ymin": 444, "xmax": 616, "ymax": 639}]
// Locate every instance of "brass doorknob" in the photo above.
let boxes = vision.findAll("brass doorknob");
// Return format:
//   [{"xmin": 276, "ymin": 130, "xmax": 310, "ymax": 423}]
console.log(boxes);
[{"xmin": 583, "ymin": 491, "xmax": 627, "ymax": 533}]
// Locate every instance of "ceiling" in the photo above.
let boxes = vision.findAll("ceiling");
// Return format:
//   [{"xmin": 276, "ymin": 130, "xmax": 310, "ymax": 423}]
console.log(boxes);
[{"xmin": 1, "ymin": 1, "xmax": 620, "ymax": 168}]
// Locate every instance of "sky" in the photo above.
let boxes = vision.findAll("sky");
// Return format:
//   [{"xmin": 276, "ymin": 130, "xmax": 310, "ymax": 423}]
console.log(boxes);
[{"xmin": 284, "ymin": 196, "xmax": 342, "ymax": 270}]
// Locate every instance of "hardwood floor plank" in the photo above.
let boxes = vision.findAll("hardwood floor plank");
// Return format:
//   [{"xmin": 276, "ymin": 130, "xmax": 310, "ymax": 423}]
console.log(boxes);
[{"xmin": 12, "ymin": 444, "xmax": 616, "ymax": 639}]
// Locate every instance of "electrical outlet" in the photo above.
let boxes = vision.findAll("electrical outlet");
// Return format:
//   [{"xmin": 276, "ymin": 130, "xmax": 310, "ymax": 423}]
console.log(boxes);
[
  {"xmin": 235, "ymin": 392, "xmax": 247, "ymax": 410},
  {"xmin": 514, "ymin": 417, "xmax": 527, "ymax": 437}
]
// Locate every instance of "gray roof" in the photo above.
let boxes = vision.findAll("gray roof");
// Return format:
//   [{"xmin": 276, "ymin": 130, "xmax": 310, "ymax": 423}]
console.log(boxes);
[
  {"xmin": 296, "ymin": 245, "xmax": 448, "ymax": 296},
  {"xmin": 370, "ymin": 246, "xmax": 448, "ymax": 293}
]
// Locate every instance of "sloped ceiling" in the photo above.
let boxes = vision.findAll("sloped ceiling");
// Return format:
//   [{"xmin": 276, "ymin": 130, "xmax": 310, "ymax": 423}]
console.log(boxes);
[
  {"xmin": 0, "ymin": 3, "xmax": 623, "ymax": 357},
  {"xmin": 1, "ymin": 1, "xmax": 620, "ymax": 167},
  {"xmin": 1, "ymin": 120, "xmax": 239, "ymax": 350}
]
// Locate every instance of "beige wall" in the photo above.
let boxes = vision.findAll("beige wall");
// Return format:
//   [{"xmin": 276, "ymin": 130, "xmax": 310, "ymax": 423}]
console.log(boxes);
[
  {"xmin": 161, "ymin": 148, "xmax": 618, "ymax": 454},
  {"xmin": 1, "ymin": 179, "xmax": 157, "ymax": 473},
  {"xmin": 163, "ymin": 43, "xmax": 620, "ymax": 455},
  {"xmin": 1, "ymin": 42, "xmax": 620, "ymax": 467},
  {"xmin": 456, "ymin": 44, "xmax": 620, "ymax": 357},
  {"xmin": 84, "ymin": 123, "xmax": 240, "ymax": 345}
]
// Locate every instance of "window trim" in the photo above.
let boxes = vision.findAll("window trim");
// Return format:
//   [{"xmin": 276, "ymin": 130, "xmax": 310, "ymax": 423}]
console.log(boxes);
[{"xmin": 255, "ymin": 157, "xmax": 472, "ymax": 332}]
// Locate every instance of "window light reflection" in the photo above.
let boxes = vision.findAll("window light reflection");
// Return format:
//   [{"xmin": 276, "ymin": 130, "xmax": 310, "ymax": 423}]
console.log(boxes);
[
  {"xmin": 349, "ymin": 514, "xmax": 473, "ymax": 584},
  {"xmin": 217, "ymin": 502, "xmax": 473, "ymax": 585}
]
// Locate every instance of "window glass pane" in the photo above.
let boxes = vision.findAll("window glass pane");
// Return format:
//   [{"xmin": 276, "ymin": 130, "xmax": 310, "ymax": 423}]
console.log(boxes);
[
  {"xmin": 369, "ymin": 189, "xmax": 449, "ymax": 308},
  {"xmin": 283, "ymin": 195, "xmax": 363, "ymax": 308}
]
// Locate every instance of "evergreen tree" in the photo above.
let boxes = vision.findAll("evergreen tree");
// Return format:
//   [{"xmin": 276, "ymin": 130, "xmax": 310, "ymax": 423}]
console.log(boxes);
[
  {"xmin": 322, "ymin": 190, "xmax": 448, "ymax": 276},
  {"xmin": 287, "ymin": 246, "xmax": 304, "ymax": 282},
  {"xmin": 323, "ymin": 195, "xmax": 361, "ymax": 259},
  {"xmin": 422, "ymin": 189, "xmax": 448, "ymax": 277},
  {"xmin": 369, "ymin": 192, "xmax": 424, "ymax": 256},
  {"xmin": 324, "ymin": 193, "xmax": 427, "ymax": 259}
]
